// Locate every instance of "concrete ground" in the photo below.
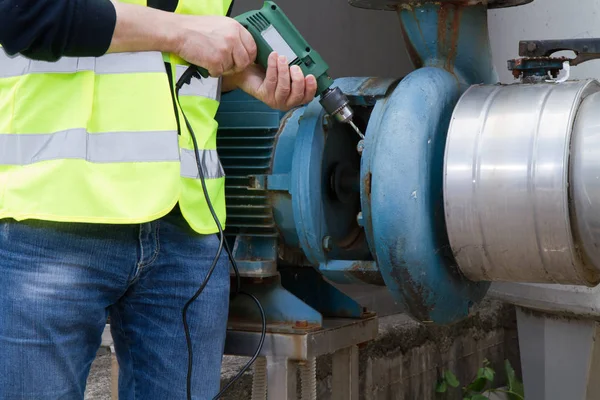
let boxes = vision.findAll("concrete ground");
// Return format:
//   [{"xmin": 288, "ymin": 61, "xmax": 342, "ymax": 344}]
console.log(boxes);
[
  {"xmin": 85, "ymin": 286, "xmax": 520, "ymax": 399},
  {"xmin": 86, "ymin": 350, "xmax": 112, "ymax": 400}
]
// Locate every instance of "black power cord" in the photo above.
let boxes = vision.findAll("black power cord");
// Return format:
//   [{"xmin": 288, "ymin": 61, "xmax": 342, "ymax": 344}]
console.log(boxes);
[{"xmin": 175, "ymin": 66, "xmax": 267, "ymax": 400}]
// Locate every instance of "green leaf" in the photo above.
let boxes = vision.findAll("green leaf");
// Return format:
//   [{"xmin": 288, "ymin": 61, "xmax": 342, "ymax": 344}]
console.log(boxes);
[
  {"xmin": 476, "ymin": 367, "xmax": 485, "ymax": 379},
  {"xmin": 466, "ymin": 377, "xmax": 489, "ymax": 393},
  {"xmin": 436, "ymin": 380, "xmax": 447, "ymax": 393},
  {"xmin": 504, "ymin": 360, "xmax": 525, "ymax": 399},
  {"xmin": 482, "ymin": 367, "xmax": 495, "ymax": 382},
  {"xmin": 472, "ymin": 395, "xmax": 489, "ymax": 400},
  {"xmin": 444, "ymin": 370, "xmax": 460, "ymax": 388}
]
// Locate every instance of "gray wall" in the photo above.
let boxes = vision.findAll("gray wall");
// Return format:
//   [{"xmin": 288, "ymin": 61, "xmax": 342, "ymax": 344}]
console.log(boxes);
[
  {"xmin": 231, "ymin": 0, "xmax": 413, "ymax": 78},
  {"xmin": 233, "ymin": 1, "xmax": 600, "ymax": 83},
  {"xmin": 488, "ymin": 0, "xmax": 600, "ymax": 82}
]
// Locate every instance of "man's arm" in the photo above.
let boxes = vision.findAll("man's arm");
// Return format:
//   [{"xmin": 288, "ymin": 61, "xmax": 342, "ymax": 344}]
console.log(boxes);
[
  {"xmin": 108, "ymin": 1, "xmax": 256, "ymax": 77},
  {"xmin": 0, "ymin": 0, "xmax": 117, "ymax": 61},
  {"xmin": 0, "ymin": 0, "xmax": 256, "ymax": 76},
  {"xmin": 0, "ymin": 0, "xmax": 314, "ymax": 111}
]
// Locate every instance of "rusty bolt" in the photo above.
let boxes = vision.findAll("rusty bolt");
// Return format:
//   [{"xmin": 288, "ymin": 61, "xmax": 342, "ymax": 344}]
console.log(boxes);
[
  {"xmin": 527, "ymin": 42, "xmax": 537, "ymax": 52},
  {"xmin": 356, "ymin": 212, "xmax": 364, "ymax": 227},
  {"xmin": 295, "ymin": 320, "xmax": 309, "ymax": 328},
  {"xmin": 322, "ymin": 236, "xmax": 333, "ymax": 252}
]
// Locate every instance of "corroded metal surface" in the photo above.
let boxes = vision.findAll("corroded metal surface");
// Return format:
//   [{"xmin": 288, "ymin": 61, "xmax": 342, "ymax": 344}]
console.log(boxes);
[
  {"xmin": 397, "ymin": 2, "xmax": 498, "ymax": 85},
  {"xmin": 224, "ymin": 316, "xmax": 379, "ymax": 360},
  {"xmin": 349, "ymin": 0, "xmax": 534, "ymax": 11},
  {"xmin": 360, "ymin": 67, "xmax": 490, "ymax": 325},
  {"xmin": 357, "ymin": 0, "xmax": 496, "ymax": 325}
]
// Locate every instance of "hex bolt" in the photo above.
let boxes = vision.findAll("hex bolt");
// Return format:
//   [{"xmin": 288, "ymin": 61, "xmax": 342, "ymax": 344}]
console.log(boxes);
[
  {"xmin": 527, "ymin": 42, "xmax": 537, "ymax": 52},
  {"xmin": 322, "ymin": 236, "xmax": 333, "ymax": 252},
  {"xmin": 300, "ymin": 358, "xmax": 317, "ymax": 400},
  {"xmin": 295, "ymin": 320, "xmax": 309, "ymax": 328}
]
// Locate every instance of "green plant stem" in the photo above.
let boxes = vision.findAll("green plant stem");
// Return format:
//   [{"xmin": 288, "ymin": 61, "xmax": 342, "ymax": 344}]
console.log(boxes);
[{"xmin": 487, "ymin": 388, "xmax": 525, "ymax": 400}]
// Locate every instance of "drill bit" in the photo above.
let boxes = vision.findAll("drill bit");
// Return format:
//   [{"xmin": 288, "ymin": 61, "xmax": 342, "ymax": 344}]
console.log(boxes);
[{"xmin": 348, "ymin": 120, "xmax": 365, "ymax": 139}]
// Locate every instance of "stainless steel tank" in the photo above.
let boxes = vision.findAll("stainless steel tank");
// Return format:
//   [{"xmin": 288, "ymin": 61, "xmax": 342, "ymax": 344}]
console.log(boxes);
[{"xmin": 444, "ymin": 80, "xmax": 600, "ymax": 285}]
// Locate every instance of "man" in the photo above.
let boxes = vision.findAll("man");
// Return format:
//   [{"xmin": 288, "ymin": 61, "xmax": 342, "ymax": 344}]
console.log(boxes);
[{"xmin": 0, "ymin": 0, "xmax": 317, "ymax": 399}]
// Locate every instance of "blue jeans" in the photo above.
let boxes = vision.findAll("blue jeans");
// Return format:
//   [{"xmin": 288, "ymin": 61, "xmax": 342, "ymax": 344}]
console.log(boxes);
[{"xmin": 0, "ymin": 207, "xmax": 231, "ymax": 399}]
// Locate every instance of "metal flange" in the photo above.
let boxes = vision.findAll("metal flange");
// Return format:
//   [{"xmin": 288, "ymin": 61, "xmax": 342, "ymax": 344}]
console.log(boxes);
[{"xmin": 348, "ymin": 0, "xmax": 533, "ymax": 11}]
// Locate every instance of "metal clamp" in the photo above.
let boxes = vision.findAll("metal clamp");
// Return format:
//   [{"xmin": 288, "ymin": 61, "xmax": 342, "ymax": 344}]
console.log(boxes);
[{"xmin": 508, "ymin": 38, "xmax": 600, "ymax": 82}]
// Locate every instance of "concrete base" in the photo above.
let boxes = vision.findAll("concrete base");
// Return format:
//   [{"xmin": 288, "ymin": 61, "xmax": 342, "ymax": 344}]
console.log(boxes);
[{"xmin": 516, "ymin": 307, "xmax": 600, "ymax": 400}]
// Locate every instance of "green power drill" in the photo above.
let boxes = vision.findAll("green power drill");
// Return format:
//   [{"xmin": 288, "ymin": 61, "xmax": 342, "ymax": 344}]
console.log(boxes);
[{"xmin": 196, "ymin": 1, "xmax": 363, "ymax": 138}]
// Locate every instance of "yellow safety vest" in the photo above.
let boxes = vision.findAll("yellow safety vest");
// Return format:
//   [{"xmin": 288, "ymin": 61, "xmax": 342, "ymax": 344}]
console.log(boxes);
[{"xmin": 0, "ymin": 0, "xmax": 231, "ymax": 234}]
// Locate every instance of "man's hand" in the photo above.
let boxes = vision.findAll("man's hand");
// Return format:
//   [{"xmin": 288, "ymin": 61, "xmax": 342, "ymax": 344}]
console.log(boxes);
[
  {"xmin": 225, "ymin": 52, "xmax": 318, "ymax": 111},
  {"xmin": 175, "ymin": 15, "xmax": 257, "ymax": 77},
  {"xmin": 108, "ymin": 2, "xmax": 257, "ymax": 77}
]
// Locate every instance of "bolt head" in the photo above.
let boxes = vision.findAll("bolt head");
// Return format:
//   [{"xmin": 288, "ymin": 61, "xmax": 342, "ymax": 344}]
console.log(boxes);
[
  {"xmin": 356, "ymin": 212, "xmax": 364, "ymax": 227},
  {"xmin": 357, "ymin": 140, "xmax": 365, "ymax": 154},
  {"xmin": 527, "ymin": 42, "xmax": 537, "ymax": 52},
  {"xmin": 294, "ymin": 320, "xmax": 309, "ymax": 328}
]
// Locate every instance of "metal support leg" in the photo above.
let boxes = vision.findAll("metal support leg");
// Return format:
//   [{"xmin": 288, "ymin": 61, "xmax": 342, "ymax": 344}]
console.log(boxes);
[
  {"xmin": 101, "ymin": 324, "xmax": 119, "ymax": 400},
  {"xmin": 517, "ymin": 307, "xmax": 600, "ymax": 400},
  {"xmin": 226, "ymin": 317, "xmax": 378, "ymax": 400},
  {"xmin": 110, "ymin": 345, "xmax": 119, "ymax": 400},
  {"xmin": 252, "ymin": 357, "xmax": 268, "ymax": 400},
  {"xmin": 299, "ymin": 358, "xmax": 317, "ymax": 400},
  {"xmin": 331, "ymin": 345, "xmax": 359, "ymax": 400},
  {"xmin": 266, "ymin": 356, "xmax": 297, "ymax": 400}
]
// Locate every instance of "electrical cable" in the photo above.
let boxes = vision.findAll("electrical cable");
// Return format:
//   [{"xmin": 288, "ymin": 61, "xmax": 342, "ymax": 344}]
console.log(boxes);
[{"xmin": 175, "ymin": 66, "xmax": 267, "ymax": 400}]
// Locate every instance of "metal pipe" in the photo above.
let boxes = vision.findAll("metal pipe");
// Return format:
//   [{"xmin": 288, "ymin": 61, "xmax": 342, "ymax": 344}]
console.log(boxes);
[
  {"xmin": 444, "ymin": 79, "xmax": 600, "ymax": 285},
  {"xmin": 398, "ymin": 3, "xmax": 498, "ymax": 86}
]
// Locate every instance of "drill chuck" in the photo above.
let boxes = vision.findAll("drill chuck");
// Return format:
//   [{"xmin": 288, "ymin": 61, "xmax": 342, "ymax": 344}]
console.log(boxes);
[{"xmin": 319, "ymin": 87, "xmax": 354, "ymax": 124}]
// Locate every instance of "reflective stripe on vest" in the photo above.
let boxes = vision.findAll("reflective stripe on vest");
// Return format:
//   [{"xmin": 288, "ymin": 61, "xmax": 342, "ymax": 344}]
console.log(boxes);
[
  {"xmin": 0, "ymin": 50, "xmax": 166, "ymax": 78},
  {"xmin": 0, "ymin": 129, "xmax": 224, "ymax": 179},
  {"xmin": 0, "ymin": 129, "xmax": 179, "ymax": 165},
  {"xmin": 180, "ymin": 148, "xmax": 225, "ymax": 179},
  {"xmin": 175, "ymin": 65, "xmax": 222, "ymax": 101}
]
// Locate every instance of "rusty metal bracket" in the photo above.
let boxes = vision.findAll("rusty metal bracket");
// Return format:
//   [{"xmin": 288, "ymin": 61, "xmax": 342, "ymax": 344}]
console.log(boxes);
[
  {"xmin": 348, "ymin": 0, "xmax": 533, "ymax": 11},
  {"xmin": 509, "ymin": 38, "xmax": 600, "ymax": 81},
  {"xmin": 518, "ymin": 39, "xmax": 600, "ymax": 66}
]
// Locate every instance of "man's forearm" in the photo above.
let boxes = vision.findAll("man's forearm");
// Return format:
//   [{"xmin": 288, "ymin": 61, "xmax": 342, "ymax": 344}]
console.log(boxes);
[
  {"xmin": 0, "ymin": 0, "xmax": 255, "ymax": 77},
  {"xmin": 107, "ymin": 1, "xmax": 182, "ymax": 55}
]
